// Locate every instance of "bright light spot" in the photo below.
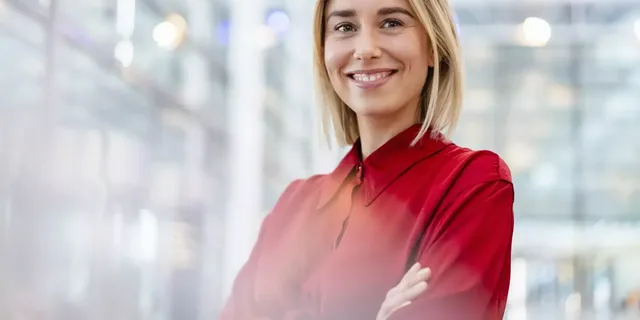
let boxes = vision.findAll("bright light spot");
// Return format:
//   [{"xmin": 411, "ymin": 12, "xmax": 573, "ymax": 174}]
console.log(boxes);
[
  {"xmin": 153, "ymin": 21, "xmax": 177, "ymax": 48},
  {"xmin": 634, "ymin": 19, "xmax": 640, "ymax": 41},
  {"xmin": 153, "ymin": 14, "xmax": 187, "ymax": 50},
  {"xmin": 518, "ymin": 17, "xmax": 551, "ymax": 47},
  {"xmin": 167, "ymin": 13, "xmax": 188, "ymax": 32},
  {"xmin": 266, "ymin": 10, "xmax": 290, "ymax": 35},
  {"xmin": 114, "ymin": 40, "xmax": 134, "ymax": 67},
  {"xmin": 138, "ymin": 209, "xmax": 158, "ymax": 262},
  {"xmin": 258, "ymin": 25, "xmax": 277, "ymax": 49},
  {"xmin": 129, "ymin": 209, "xmax": 158, "ymax": 264}
]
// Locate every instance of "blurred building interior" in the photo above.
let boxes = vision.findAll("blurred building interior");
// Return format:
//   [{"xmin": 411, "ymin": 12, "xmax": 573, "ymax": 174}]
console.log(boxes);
[{"xmin": 0, "ymin": 0, "xmax": 639, "ymax": 319}]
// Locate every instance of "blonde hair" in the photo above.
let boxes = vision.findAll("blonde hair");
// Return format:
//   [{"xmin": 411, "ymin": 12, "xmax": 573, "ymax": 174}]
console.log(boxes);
[{"xmin": 313, "ymin": 0, "xmax": 463, "ymax": 147}]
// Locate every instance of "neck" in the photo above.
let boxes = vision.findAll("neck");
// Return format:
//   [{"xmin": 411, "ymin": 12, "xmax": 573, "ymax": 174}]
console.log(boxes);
[{"xmin": 357, "ymin": 112, "xmax": 416, "ymax": 159}]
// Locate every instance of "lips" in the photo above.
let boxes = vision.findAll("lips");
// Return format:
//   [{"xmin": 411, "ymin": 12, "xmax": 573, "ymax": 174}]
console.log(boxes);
[
  {"xmin": 352, "ymin": 71, "xmax": 392, "ymax": 82},
  {"xmin": 346, "ymin": 69, "xmax": 398, "ymax": 89}
]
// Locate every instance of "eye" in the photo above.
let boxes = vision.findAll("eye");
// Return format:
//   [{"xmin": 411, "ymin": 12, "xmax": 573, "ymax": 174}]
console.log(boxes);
[
  {"xmin": 381, "ymin": 19, "xmax": 403, "ymax": 29},
  {"xmin": 335, "ymin": 23, "xmax": 357, "ymax": 33}
]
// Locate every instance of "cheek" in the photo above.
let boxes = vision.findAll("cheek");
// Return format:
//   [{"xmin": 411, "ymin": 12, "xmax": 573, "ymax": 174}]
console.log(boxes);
[
  {"xmin": 324, "ymin": 41, "xmax": 351, "ymax": 78},
  {"xmin": 410, "ymin": 52, "xmax": 431, "ymax": 77},
  {"xmin": 406, "ymin": 55, "xmax": 430, "ymax": 92},
  {"xmin": 398, "ymin": 38, "xmax": 432, "ymax": 80},
  {"xmin": 396, "ymin": 31, "xmax": 432, "ymax": 68}
]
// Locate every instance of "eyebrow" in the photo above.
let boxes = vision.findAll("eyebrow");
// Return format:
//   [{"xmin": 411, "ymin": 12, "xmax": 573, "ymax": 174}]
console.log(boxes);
[
  {"xmin": 326, "ymin": 6, "xmax": 414, "ymax": 20},
  {"xmin": 378, "ymin": 7, "xmax": 414, "ymax": 17}
]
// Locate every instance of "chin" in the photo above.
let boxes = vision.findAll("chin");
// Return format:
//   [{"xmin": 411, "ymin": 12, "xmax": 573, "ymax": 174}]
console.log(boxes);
[
  {"xmin": 350, "ymin": 105, "xmax": 400, "ymax": 118},
  {"xmin": 347, "ymin": 97, "xmax": 404, "ymax": 117}
]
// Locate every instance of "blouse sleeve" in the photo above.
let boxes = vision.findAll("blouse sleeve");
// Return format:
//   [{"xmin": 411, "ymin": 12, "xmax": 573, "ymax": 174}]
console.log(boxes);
[
  {"xmin": 218, "ymin": 212, "xmax": 273, "ymax": 320},
  {"xmin": 219, "ymin": 180, "xmax": 315, "ymax": 320},
  {"xmin": 390, "ymin": 179, "xmax": 515, "ymax": 320}
]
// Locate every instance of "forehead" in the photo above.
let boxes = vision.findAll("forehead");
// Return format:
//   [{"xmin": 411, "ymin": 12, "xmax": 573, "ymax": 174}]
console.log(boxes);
[{"xmin": 325, "ymin": 0, "xmax": 413, "ymax": 13}]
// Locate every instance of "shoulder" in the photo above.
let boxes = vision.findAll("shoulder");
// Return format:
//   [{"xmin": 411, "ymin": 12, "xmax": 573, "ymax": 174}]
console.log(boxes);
[
  {"xmin": 425, "ymin": 144, "xmax": 515, "ymax": 224},
  {"xmin": 268, "ymin": 174, "xmax": 327, "ymax": 215},
  {"xmin": 433, "ymin": 142, "xmax": 512, "ymax": 189},
  {"xmin": 276, "ymin": 174, "xmax": 324, "ymax": 201}
]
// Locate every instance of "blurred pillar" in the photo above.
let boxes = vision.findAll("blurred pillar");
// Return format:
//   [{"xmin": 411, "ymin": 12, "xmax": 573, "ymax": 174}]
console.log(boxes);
[
  {"xmin": 281, "ymin": 1, "xmax": 314, "ymax": 180},
  {"xmin": 5, "ymin": 0, "xmax": 60, "ymax": 302},
  {"xmin": 569, "ymin": 39, "xmax": 589, "ymax": 312},
  {"xmin": 572, "ymin": 256, "xmax": 594, "ymax": 313},
  {"xmin": 224, "ymin": 0, "xmax": 266, "ymax": 298},
  {"xmin": 174, "ymin": 0, "xmax": 222, "ymax": 318},
  {"xmin": 0, "ymin": 113, "xmax": 20, "ymax": 302}
]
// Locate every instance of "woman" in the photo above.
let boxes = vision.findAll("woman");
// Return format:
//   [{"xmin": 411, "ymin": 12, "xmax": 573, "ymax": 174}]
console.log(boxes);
[{"xmin": 221, "ymin": 0, "xmax": 514, "ymax": 319}]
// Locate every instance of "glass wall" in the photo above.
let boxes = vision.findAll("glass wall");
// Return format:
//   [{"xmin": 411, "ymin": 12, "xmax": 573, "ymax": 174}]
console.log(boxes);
[{"xmin": 452, "ymin": 2, "xmax": 640, "ymax": 318}]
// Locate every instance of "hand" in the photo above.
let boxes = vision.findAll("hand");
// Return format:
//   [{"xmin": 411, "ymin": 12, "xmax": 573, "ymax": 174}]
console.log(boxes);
[{"xmin": 376, "ymin": 262, "xmax": 430, "ymax": 320}]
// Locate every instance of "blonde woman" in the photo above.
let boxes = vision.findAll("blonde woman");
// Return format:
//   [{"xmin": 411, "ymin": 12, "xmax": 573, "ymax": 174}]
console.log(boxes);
[{"xmin": 221, "ymin": 0, "xmax": 514, "ymax": 319}]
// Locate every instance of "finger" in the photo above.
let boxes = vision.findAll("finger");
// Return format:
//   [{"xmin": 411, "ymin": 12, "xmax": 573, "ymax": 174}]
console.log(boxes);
[
  {"xmin": 395, "ymin": 281, "xmax": 427, "ymax": 306},
  {"xmin": 397, "ymin": 267, "xmax": 430, "ymax": 295},
  {"xmin": 387, "ymin": 267, "xmax": 430, "ymax": 299},
  {"xmin": 382, "ymin": 281, "xmax": 428, "ymax": 315},
  {"xmin": 404, "ymin": 281, "xmax": 428, "ymax": 301},
  {"xmin": 397, "ymin": 263, "xmax": 421, "ymax": 289},
  {"xmin": 407, "ymin": 268, "xmax": 431, "ymax": 287}
]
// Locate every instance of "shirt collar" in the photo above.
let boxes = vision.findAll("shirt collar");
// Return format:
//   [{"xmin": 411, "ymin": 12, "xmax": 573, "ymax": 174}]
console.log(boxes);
[{"xmin": 317, "ymin": 124, "xmax": 451, "ymax": 209}]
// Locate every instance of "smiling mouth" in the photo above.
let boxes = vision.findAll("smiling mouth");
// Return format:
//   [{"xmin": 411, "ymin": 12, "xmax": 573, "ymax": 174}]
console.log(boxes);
[
  {"xmin": 348, "ymin": 70, "xmax": 397, "ymax": 81},
  {"xmin": 347, "ymin": 69, "xmax": 398, "ymax": 89}
]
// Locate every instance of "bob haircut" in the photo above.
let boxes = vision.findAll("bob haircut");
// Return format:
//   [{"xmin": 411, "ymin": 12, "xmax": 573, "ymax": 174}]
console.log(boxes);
[{"xmin": 312, "ymin": 0, "xmax": 463, "ymax": 146}]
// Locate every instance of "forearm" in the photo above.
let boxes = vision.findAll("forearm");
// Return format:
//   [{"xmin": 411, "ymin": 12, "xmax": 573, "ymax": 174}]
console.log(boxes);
[{"xmin": 390, "ymin": 180, "xmax": 513, "ymax": 319}]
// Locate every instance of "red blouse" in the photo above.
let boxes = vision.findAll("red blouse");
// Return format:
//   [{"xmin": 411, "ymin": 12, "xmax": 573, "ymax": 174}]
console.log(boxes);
[{"xmin": 220, "ymin": 125, "xmax": 514, "ymax": 320}]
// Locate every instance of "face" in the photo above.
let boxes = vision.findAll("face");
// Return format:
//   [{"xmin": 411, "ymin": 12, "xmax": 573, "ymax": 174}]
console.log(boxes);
[{"xmin": 323, "ymin": 0, "xmax": 433, "ymax": 121}]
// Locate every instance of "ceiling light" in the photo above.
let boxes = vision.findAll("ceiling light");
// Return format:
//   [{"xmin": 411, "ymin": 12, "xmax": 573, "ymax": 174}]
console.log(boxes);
[
  {"xmin": 153, "ymin": 14, "xmax": 187, "ymax": 50},
  {"xmin": 518, "ymin": 17, "xmax": 551, "ymax": 47},
  {"xmin": 114, "ymin": 40, "xmax": 134, "ymax": 67}
]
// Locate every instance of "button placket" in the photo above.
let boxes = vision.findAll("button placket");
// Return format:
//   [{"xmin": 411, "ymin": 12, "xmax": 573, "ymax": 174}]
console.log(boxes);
[
  {"xmin": 354, "ymin": 163, "xmax": 363, "ymax": 185},
  {"xmin": 333, "ymin": 164, "xmax": 363, "ymax": 250}
]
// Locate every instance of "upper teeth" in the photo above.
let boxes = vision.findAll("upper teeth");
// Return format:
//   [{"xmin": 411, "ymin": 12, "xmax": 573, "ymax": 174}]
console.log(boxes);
[{"xmin": 353, "ymin": 72, "xmax": 391, "ymax": 82}]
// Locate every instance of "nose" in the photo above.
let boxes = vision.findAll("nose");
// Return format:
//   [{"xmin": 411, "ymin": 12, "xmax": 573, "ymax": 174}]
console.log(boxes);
[{"xmin": 353, "ymin": 29, "xmax": 382, "ymax": 60}]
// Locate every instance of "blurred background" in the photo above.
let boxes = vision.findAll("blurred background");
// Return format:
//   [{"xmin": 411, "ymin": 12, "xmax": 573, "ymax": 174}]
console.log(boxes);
[{"xmin": 0, "ymin": 0, "xmax": 639, "ymax": 319}]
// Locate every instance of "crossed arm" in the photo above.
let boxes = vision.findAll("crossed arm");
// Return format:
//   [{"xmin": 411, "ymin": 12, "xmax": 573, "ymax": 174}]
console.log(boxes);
[{"xmin": 220, "ymin": 179, "xmax": 514, "ymax": 320}]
